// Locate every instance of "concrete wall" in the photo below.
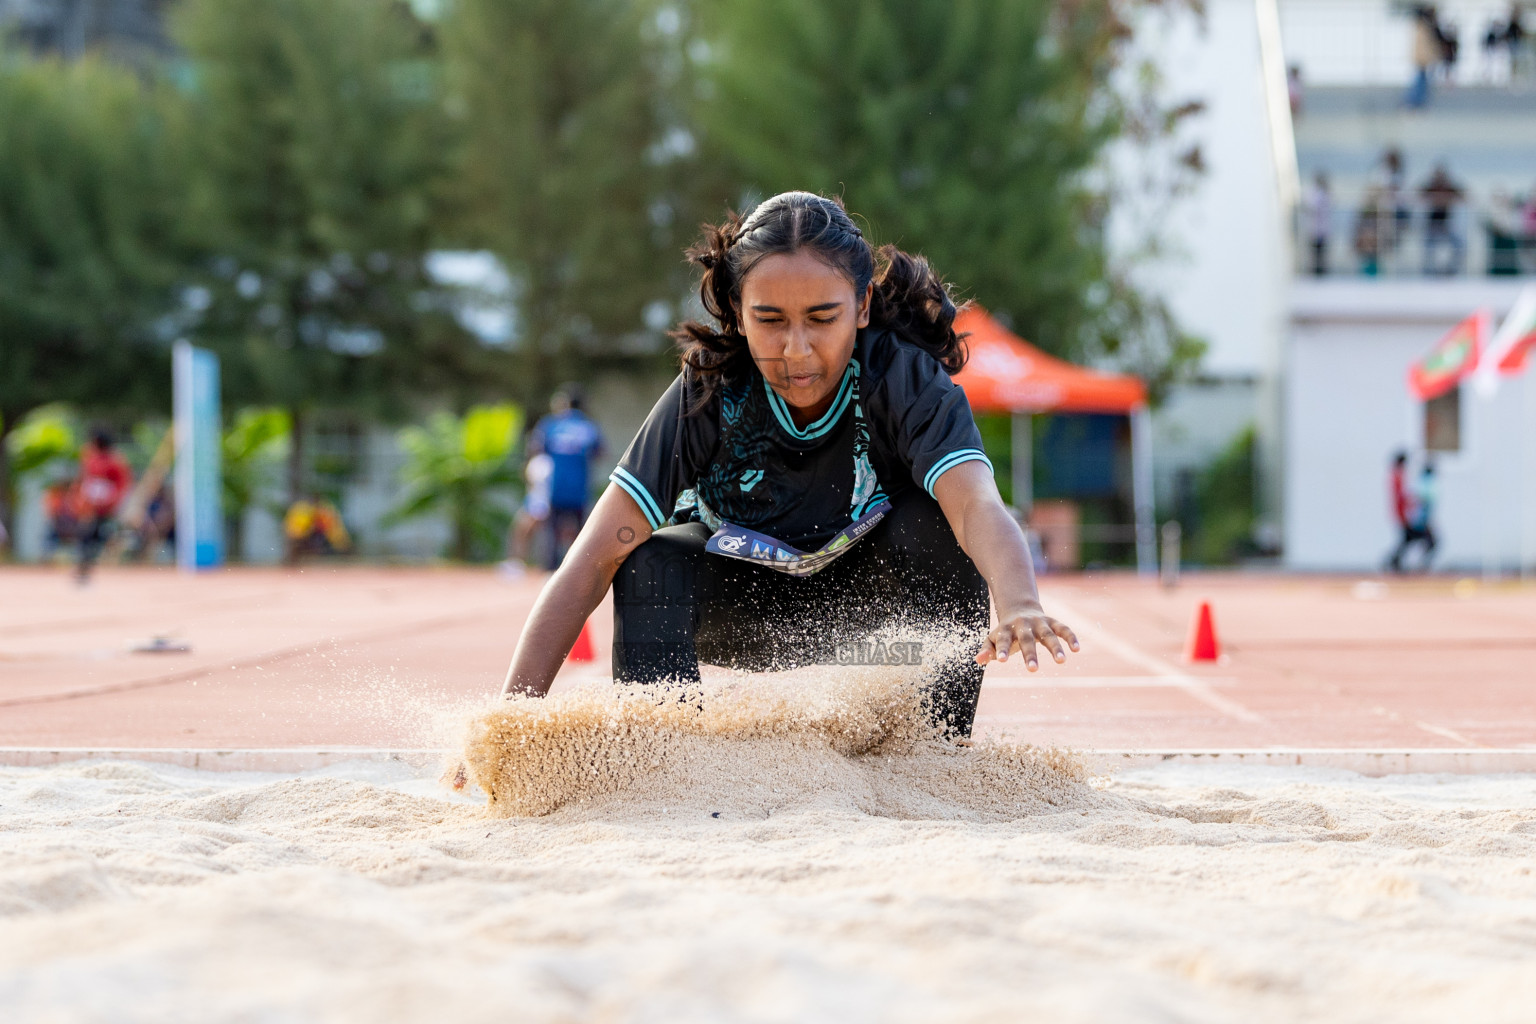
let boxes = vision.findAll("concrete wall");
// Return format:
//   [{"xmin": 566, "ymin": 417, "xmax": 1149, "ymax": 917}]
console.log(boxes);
[
  {"xmin": 1114, "ymin": 0, "xmax": 1291, "ymax": 382},
  {"xmin": 1110, "ymin": 0, "xmax": 1294, "ymax": 535},
  {"xmin": 1285, "ymin": 278, "xmax": 1536, "ymax": 570}
]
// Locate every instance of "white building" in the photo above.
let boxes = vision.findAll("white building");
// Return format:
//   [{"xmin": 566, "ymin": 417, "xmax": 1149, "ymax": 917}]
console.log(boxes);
[
  {"xmin": 1117, "ymin": 0, "xmax": 1536, "ymax": 570},
  {"xmin": 1287, "ymin": 280, "xmax": 1536, "ymax": 571},
  {"xmin": 1112, "ymin": 0, "xmax": 1295, "ymax": 542}
]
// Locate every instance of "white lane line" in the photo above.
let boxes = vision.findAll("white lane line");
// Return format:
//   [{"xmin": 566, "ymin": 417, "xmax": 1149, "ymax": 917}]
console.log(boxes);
[
  {"xmin": 1413, "ymin": 720, "xmax": 1483, "ymax": 747},
  {"xmin": 1043, "ymin": 598, "xmax": 1266, "ymax": 724},
  {"xmin": 984, "ymin": 675, "xmax": 1237, "ymax": 689}
]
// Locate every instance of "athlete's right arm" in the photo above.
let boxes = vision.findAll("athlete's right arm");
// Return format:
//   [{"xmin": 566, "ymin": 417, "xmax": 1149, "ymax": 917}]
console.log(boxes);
[{"xmin": 499, "ymin": 484, "xmax": 653, "ymax": 697}]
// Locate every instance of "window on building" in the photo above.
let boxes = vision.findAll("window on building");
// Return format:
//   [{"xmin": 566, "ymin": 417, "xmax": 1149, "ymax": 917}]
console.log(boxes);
[{"xmin": 1424, "ymin": 385, "xmax": 1461, "ymax": 452}]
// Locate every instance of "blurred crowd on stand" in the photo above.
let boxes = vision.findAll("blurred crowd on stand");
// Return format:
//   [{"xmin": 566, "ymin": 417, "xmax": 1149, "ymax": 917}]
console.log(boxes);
[
  {"xmin": 1406, "ymin": 3, "xmax": 1532, "ymax": 107},
  {"xmin": 1301, "ymin": 148, "xmax": 1536, "ymax": 278}
]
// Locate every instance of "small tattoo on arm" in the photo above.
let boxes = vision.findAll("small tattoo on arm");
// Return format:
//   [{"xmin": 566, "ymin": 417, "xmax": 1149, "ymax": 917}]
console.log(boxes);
[{"xmin": 617, "ymin": 526, "xmax": 635, "ymax": 543}]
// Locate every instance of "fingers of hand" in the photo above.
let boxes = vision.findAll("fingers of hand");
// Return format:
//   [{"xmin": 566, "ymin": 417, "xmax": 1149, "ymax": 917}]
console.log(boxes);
[
  {"xmin": 1051, "ymin": 618, "xmax": 1082, "ymax": 652},
  {"xmin": 1034, "ymin": 620, "xmax": 1067, "ymax": 663},
  {"xmin": 976, "ymin": 632, "xmax": 1001, "ymax": 664},
  {"xmin": 1012, "ymin": 623, "xmax": 1039, "ymax": 670},
  {"xmin": 983, "ymin": 619, "xmax": 1078, "ymax": 669},
  {"xmin": 984, "ymin": 626, "xmax": 1020, "ymax": 664}
]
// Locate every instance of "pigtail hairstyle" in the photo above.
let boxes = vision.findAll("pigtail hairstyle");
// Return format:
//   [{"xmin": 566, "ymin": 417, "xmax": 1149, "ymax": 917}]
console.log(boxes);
[
  {"xmin": 674, "ymin": 211, "xmax": 756, "ymax": 395},
  {"xmin": 870, "ymin": 245, "xmax": 966, "ymax": 375},
  {"xmin": 672, "ymin": 192, "xmax": 967, "ymax": 403}
]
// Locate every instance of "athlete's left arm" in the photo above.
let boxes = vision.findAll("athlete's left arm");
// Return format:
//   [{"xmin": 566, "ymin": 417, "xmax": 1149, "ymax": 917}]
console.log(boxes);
[{"xmin": 932, "ymin": 461, "xmax": 1079, "ymax": 670}]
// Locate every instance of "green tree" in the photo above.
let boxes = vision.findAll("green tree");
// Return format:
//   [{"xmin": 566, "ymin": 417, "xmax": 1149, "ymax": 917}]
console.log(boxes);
[
  {"xmin": 222, "ymin": 407, "xmax": 292, "ymax": 559},
  {"xmin": 4, "ymin": 404, "xmax": 80, "ymax": 479},
  {"xmin": 440, "ymin": 0, "xmax": 692, "ymax": 403},
  {"xmin": 386, "ymin": 403, "xmax": 522, "ymax": 562},
  {"xmin": 171, "ymin": 0, "xmax": 492, "ymax": 528},
  {"xmin": 692, "ymin": 0, "xmax": 1202, "ymax": 380},
  {"xmin": 0, "ymin": 54, "xmax": 188, "ymax": 543},
  {"xmin": 1190, "ymin": 425, "xmax": 1255, "ymax": 565}
]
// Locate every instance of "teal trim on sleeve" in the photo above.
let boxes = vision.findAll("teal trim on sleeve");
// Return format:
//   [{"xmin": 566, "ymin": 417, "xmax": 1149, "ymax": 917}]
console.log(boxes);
[
  {"xmin": 609, "ymin": 467, "xmax": 666, "ymax": 529},
  {"xmin": 923, "ymin": 448, "xmax": 993, "ymax": 497}
]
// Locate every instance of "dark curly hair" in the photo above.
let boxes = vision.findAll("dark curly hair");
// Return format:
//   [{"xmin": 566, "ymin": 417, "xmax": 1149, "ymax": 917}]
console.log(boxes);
[{"xmin": 672, "ymin": 191, "xmax": 966, "ymax": 402}]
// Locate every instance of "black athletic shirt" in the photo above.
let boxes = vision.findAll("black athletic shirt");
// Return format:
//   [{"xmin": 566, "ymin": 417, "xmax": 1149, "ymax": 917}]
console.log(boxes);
[{"xmin": 610, "ymin": 327, "xmax": 991, "ymax": 549}]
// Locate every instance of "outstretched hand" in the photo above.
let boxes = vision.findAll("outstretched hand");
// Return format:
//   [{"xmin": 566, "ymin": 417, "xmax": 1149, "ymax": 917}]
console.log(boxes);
[{"xmin": 976, "ymin": 606, "xmax": 1080, "ymax": 671}]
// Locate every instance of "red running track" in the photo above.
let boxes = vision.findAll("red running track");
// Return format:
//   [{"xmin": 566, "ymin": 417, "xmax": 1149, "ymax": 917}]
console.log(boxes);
[{"xmin": 2, "ymin": 565, "xmax": 1533, "ymax": 754}]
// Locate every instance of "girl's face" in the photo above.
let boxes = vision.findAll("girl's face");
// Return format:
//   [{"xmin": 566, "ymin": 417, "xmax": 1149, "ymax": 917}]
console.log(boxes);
[{"xmin": 737, "ymin": 250, "xmax": 871, "ymax": 423}]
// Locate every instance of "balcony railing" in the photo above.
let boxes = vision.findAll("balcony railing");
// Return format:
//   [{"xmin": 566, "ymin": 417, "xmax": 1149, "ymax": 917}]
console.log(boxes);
[{"xmin": 1295, "ymin": 189, "xmax": 1536, "ymax": 278}]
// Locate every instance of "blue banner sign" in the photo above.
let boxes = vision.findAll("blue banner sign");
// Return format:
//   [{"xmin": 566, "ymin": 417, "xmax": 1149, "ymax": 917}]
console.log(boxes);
[{"xmin": 173, "ymin": 342, "xmax": 224, "ymax": 570}]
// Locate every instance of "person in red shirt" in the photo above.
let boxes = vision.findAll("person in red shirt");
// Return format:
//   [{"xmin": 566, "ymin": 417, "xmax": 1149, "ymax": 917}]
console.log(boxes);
[
  {"xmin": 1387, "ymin": 450, "xmax": 1436, "ymax": 572},
  {"xmin": 1390, "ymin": 451, "xmax": 1411, "ymax": 527},
  {"xmin": 73, "ymin": 430, "xmax": 133, "ymax": 581}
]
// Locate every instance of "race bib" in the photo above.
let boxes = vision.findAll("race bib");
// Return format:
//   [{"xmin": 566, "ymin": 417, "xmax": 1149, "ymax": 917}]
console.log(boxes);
[{"xmin": 704, "ymin": 498, "xmax": 891, "ymax": 577}]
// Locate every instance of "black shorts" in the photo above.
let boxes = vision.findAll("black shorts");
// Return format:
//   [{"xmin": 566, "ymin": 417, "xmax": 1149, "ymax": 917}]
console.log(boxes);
[{"xmin": 611, "ymin": 488, "xmax": 991, "ymax": 736}]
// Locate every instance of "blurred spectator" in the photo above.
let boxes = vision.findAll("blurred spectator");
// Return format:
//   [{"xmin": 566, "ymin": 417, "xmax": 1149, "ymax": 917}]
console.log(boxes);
[
  {"xmin": 1287, "ymin": 64, "xmax": 1304, "ymax": 118},
  {"xmin": 1438, "ymin": 16, "xmax": 1461, "ymax": 78},
  {"xmin": 1407, "ymin": 6, "xmax": 1442, "ymax": 108},
  {"xmin": 1420, "ymin": 164, "xmax": 1466, "ymax": 275},
  {"xmin": 1379, "ymin": 148, "xmax": 1411, "ymax": 246},
  {"xmin": 1303, "ymin": 171, "xmax": 1332, "ymax": 275},
  {"xmin": 283, "ymin": 496, "xmax": 351, "ymax": 560},
  {"xmin": 1386, "ymin": 451, "xmax": 1413, "ymax": 570},
  {"xmin": 43, "ymin": 475, "xmax": 79, "ymax": 557},
  {"xmin": 1486, "ymin": 189, "xmax": 1526, "ymax": 275},
  {"xmin": 73, "ymin": 429, "xmax": 132, "ymax": 582},
  {"xmin": 1388, "ymin": 455, "xmax": 1438, "ymax": 573},
  {"xmin": 1483, "ymin": 4, "xmax": 1528, "ymax": 84},
  {"xmin": 529, "ymin": 384, "xmax": 603, "ymax": 570},
  {"xmin": 1353, "ymin": 186, "xmax": 1386, "ymax": 276},
  {"xmin": 499, "ymin": 451, "xmax": 553, "ymax": 579},
  {"xmin": 130, "ymin": 483, "xmax": 176, "ymax": 563}
]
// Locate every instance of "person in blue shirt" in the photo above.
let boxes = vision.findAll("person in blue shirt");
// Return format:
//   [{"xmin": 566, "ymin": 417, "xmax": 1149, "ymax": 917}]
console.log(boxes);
[{"xmin": 527, "ymin": 385, "xmax": 603, "ymax": 568}]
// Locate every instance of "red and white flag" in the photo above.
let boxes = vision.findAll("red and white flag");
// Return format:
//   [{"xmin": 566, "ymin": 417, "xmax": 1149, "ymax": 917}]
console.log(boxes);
[{"xmin": 1472, "ymin": 283, "xmax": 1536, "ymax": 397}]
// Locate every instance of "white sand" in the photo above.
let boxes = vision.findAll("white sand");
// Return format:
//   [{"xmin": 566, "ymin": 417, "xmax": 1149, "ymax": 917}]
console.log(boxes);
[{"xmin": 3, "ymin": 674, "xmax": 1536, "ymax": 1022}]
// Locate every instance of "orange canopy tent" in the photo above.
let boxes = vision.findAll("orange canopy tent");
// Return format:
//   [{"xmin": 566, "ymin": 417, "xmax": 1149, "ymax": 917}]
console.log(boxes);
[
  {"xmin": 951, "ymin": 306, "xmax": 1156, "ymax": 574},
  {"xmin": 952, "ymin": 306, "xmax": 1148, "ymax": 414}
]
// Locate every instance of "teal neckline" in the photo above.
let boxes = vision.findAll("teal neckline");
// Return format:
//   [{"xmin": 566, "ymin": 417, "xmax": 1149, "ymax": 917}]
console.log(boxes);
[{"xmin": 762, "ymin": 360, "xmax": 858, "ymax": 440}]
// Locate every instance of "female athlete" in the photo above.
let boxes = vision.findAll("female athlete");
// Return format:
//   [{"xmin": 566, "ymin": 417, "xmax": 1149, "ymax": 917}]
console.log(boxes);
[{"xmin": 500, "ymin": 191, "xmax": 1078, "ymax": 737}]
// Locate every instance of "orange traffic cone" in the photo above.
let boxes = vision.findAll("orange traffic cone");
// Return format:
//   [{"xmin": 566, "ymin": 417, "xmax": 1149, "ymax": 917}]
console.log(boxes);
[
  {"xmin": 568, "ymin": 619, "xmax": 596, "ymax": 663},
  {"xmin": 1184, "ymin": 601, "xmax": 1221, "ymax": 663}
]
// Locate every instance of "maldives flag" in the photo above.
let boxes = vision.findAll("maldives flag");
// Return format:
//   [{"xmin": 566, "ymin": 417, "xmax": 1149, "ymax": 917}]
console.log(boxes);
[{"xmin": 1408, "ymin": 310, "xmax": 1488, "ymax": 401}]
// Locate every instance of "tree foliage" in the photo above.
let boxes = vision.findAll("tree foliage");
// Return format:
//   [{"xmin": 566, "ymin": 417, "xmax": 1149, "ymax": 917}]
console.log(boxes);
[
  {"xmin": 387, "ymin": 403, "xmax": 523, "ymax": 561},
  {"xmin": 439, "ymin": 0, "xmax": 697, "ymax": 401},
  {"xmin": 4, "ymin": 405, "xmax": 79, "ymax": 478},
  {"xmin": 692, "ymin": 0, "xmax": 1203, "ymax": 382},
  {"xmin": 221, "ymin": 406, "xmax": 291, "ymax": 555},
  {"xmin": 170, "ymin": 0, "xmax": 493, "ymax": 503},
  {"xmin": 0, "ymin": 55, "xmax": 188, "ymax": 535},
  {"xmin": 1190, "ymin": 424, "xmax": 1255, "ymax": 565},
  {"xmin": 0, "ymin": 0, "xmax": 1212, "ymax": 554}
]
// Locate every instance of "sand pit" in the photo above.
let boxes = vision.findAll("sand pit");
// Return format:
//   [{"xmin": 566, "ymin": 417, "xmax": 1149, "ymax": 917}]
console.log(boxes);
[
  {"xmin": 4, "ymin": 683, "xmax": 1536, "ymax": 1024},
  {"xmin": 462, "ymin": 663, "xmax": 1088, "ymax": 820}
]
